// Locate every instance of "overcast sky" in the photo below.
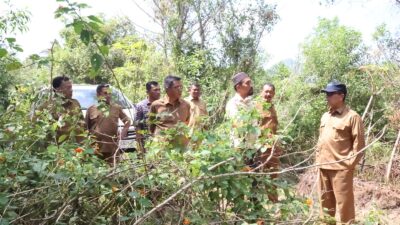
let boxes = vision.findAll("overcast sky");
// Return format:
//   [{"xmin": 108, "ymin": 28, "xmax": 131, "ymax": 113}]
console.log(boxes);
[{"xmin": 3, "ymin": 0, "xmax": 400, "ymax": 67}]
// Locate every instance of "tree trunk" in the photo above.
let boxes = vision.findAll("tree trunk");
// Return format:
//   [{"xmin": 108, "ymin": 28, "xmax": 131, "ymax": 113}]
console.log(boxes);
[{"xmin": 385, "ymin": 129, "xmax": 400, "ymax": 183}]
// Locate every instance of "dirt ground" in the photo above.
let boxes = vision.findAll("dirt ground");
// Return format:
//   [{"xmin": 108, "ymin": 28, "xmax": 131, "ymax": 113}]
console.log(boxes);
[{"xmin": 295, "ymin": 160, "xmax": 400, "ymax": 224}]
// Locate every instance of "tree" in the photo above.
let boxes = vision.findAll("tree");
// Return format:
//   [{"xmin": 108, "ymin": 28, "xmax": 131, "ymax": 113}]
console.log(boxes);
[
  {"xmin": 302, "ymin": 17, "xmax": 365, "ymax": 83},
  {"xmin": 0, "ymin": 0, "xmax": 29, "ymax": 110}
]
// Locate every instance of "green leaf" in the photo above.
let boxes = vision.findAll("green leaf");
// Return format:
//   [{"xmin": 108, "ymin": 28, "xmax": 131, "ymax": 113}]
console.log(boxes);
[
  {"xmin": 77, "ymin": 3, "xmax": 89, "ymax": 8},
  {"xmin": 47, "ymin": 145, "xmax": 58, "ymax": 154},
  {"xmin": 73, "ymin": 21, "xmax": 84, "ymax": 35},
  {"xmin": 0, "ymin": 193, "xmax": 9, "ymax": 206},
  {"xmin": 88, "ymin": 22, "xmax": 101, "ymax": 32},
  {"xmin": 58, "ymin": 134, "xmax": 67, "ymax": 143},
  {"xmin": 91, "ymin": 53, "xmax": 103, "ymax": 72},
  {"xmin": 28, "ymin": 54, "xmax": 40, "ymax": 61},
  {"xmin": 80, "ymin": 29, "xmax": 92, "ymax": 45},
  {"xmin": 88, "ymin": 15, "xmax": 103, "ymax": 24},
  {"xmin": 5, "ymin": 61, "xmax": 22, "ymax": 71},
  {"xmin": 99, "ymin": 45, "xmax": 109, "ymax": 55},
  {"xmin": 6, "ymin": 38, "xmax": 16, "ymax": 43},
  {"xmin": 14, "ymin": 46, "xmax": 23, "ymax": 52},
  {"xmin": 0, "ymin": 48, "xmax": 7, "ymax": 58}
]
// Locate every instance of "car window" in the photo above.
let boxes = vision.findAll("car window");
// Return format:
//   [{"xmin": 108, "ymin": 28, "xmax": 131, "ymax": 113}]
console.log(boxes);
[
  {"xmin": 73, "ymin": 87, "xmax": 132, "ymax": 109},
  {"xmin": 112, "ymin": 91, "xmax": 132, "ymax": 109},
  {"xmin": 73, "ymin": 88, "xmax": 97, "ymax": 110}
]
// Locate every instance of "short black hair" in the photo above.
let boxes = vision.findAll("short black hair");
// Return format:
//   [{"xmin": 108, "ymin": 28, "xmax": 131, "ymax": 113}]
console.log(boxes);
[
  {"xmin": 96, "ymin": 84, "xmax": 110, "ymax": 94},
  {"xmin": 52, "ymin": 76, "xmax": 70, "ymax": 89},
  {"xmin": 164, "ymin": 75, "xmax": 181, "ymax": 90},
  {"xmin": 264, "ymin": 83, "xmax": 275, "ymax": 91},
  {"xmin": 189, "ymin": 83, "xmax": 201, "ymax": 89},
  {"xmin": 146, "ymin": 81, "xmax": 159, "ymax": 92}
]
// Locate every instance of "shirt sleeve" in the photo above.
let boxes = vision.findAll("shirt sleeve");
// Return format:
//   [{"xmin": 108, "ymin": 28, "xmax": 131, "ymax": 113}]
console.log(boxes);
[
  {"xmin": 85, "ymin": 107, "xmax": 91, "ymax": 131},
  {"xmin": 351, "ymin": 114, "xmax": 365, "ymax": 167},
  {"xmin": 118, "ymin": 106, "xmax": 130, "ymax": 124},
  {"xmin": 135, "ymin": 104, "xmax": 145, "ymax": 130},
  {"xmin": 148, "ymin": 104, "xmax": 157, "ymax": 135}
]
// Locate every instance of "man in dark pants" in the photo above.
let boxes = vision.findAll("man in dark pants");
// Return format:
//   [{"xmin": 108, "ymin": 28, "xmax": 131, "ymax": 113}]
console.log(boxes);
[
  {"xmin": 316, "ymin": 81, "xmax": 365, "ymax": 224},
  {"xmin": 135, "ymin": 81, "xmax": 161, "ymax": 153}
]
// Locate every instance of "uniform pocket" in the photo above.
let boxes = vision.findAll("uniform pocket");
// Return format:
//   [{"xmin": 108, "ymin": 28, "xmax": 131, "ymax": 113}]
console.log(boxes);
[{"xmin": 332, "ymin": 123, "xmax": 348, "ymax": 140}]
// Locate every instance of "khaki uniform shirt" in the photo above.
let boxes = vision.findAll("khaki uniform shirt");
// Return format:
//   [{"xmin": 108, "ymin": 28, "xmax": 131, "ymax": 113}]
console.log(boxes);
[
  {"xmin": 316, "ymin": 105, "xmax": 365, "ymax": 170},
  {"xmin": 255, "ymin": 102, "xmax": 281, "ymax": 168},
  {"xmin": 149, "ymin": 96, "xmax": 190, "ymax": 135},
  {"xmin": 36, "ymin": 97, "xmax": 85, "ymax": 144},
  {"xmin": 185, "ymin": 96, "xmax": 207, "ymax": 130},
  {"xmin": 86, "ymin": 103, "xmax": 130, "ymax": 153},
  {"xmin": 258, "ymin": 103, "xmax": 278, "ymax": 135}
]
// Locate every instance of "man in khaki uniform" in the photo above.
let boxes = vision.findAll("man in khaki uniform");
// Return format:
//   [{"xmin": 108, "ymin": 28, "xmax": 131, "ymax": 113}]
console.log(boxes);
[
  {"xmin": 149, "ymin": 75, "xmax": 190, "ymax": 148},
  {"xmin": 255, "ymin": 83, "xmax": 281, "ymax": 202},
  {"xmin": 86, "ymin": 84, "xmax": 131, "ymax": 165},
  {"xmin": 185, "ymin": 83, "xmax": 208, "ymax": 133},
  {"xmin": 34, "ymin": 76, "xmax": 85, "ymax": 145},
  {"xmin": 317, "ymin": 81, "xmax": 365, "ymax": 224}
]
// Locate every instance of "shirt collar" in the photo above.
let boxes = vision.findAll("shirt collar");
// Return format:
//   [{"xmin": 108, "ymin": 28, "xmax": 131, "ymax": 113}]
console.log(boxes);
[
  {"xmin": 162, "ymin": 95, "xmax": 183, "ymax": 106},
  {"xmin": 234, "ymin": 93, "xmax": 252, "ymax": 103},
  {"xmin": 329, "ymin": 105, "xmax": 348, "ymax": 115},
  {"xmin": 187, "ymin": 96, "xmax": 201, "ymax": 102}
]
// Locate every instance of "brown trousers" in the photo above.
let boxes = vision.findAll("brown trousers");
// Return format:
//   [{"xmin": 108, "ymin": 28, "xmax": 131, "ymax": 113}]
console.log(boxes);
[{"xmin": 318, "ymin": 169, "xmax": 355, "ymax": 224}]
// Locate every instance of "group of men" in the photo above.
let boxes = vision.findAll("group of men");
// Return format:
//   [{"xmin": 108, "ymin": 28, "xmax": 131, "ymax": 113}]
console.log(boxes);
[
  {"xmin": 36, "ymin": 71, "xmax": 365, "ymax": 224},
  {"xmin": 225, "ymin": 72, "xmax": 364, "ymax": 224}
]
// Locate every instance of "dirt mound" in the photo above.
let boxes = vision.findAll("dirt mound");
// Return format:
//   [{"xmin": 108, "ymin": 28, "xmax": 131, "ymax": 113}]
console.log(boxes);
[{"xmin": 361, "ymin": 157, "xmax": 400, "ymax": 182}]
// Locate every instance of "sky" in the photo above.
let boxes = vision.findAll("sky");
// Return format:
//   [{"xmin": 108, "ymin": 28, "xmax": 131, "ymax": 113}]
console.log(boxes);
[{"xmin": 3, "ymin": 0, "xmax": 400, "ymax": 67}]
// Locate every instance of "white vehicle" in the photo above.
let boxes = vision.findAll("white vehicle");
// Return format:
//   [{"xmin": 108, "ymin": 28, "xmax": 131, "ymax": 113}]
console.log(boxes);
[
  {"xmin": 72, "ymin": 85, "xmax": 137, "ymax": 151},
  {"xmin": 31, "ymin": 85, "xmax": 137, "ymax": 151}
]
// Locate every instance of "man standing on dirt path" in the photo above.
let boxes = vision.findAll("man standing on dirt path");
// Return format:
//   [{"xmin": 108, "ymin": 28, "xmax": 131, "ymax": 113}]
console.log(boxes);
[
  {"xmin": 316, "ymin": 81, "xmax": 365, "ymax": 224},
  {"xmin": 255, "ymin": 83, "xmax": 281, "ymax": 203}
]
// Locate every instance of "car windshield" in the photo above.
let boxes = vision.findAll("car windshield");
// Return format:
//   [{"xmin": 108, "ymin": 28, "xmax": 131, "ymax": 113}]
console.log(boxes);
[{"xmin": 73, "ymin": 86, "xmax": 132, "ymax": 110}]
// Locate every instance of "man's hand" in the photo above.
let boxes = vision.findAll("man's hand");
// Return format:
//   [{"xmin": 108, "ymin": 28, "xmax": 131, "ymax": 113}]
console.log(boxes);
[{"xmin": 120, "ymin": 128, "xmax": 129, "ymax": 139}]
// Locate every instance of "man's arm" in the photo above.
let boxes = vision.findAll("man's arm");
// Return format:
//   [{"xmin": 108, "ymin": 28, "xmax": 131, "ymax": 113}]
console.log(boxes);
[
  {"xmin": 134, "ymin": 105, "xmax": 145, "ymax": 138},
  {"xmin": 351, "ymin": 114, "xmax": 366, "ymax": 167},
  {"xmin": 148, "ymin": 104, "xmax": 157, "ymax": 135},
  {"xmin": 119, "ymin": 107, "xmax": 131, "ymax": 139}
]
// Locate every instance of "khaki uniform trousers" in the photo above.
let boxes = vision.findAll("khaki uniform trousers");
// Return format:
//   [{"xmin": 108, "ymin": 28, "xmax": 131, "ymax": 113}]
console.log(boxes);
[{"xmin": 318, "ymin": 169, "xmax": 355, "ymax": 224}]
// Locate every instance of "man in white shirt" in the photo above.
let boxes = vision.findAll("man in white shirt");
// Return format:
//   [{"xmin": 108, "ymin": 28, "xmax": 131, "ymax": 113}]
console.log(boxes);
[{"xmin": 225, "ymin": 72, "xmax": 258, "ymax": 150}]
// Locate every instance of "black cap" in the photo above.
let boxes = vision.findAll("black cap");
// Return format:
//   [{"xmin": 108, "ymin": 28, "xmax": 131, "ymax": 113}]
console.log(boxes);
[{"xmin": 321, "ymin": 81, "xmax": 347, "ymax": 94}]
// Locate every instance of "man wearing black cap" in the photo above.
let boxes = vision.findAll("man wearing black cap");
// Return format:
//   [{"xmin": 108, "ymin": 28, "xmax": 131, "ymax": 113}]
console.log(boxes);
[
  {"xmin": 316, "ymin": 81, "xmax": 365, "ymax": 224},
  {"xmin": 226, "ymin": 72, "xmax": 256, "ymax": 149}
]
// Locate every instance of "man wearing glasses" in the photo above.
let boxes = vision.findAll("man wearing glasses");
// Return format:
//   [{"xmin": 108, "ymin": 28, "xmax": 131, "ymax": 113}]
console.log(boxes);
[
  {"xmin": 86, "ymin": 84, "xmax": 131, "ymax": 165},
  {"xmin": 316, "ymin": 81, "xmax": 365, "ymax": 224},
  {"xmin": 148, "ymin": 75, "xmax": 191, "ymax": 148}
]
